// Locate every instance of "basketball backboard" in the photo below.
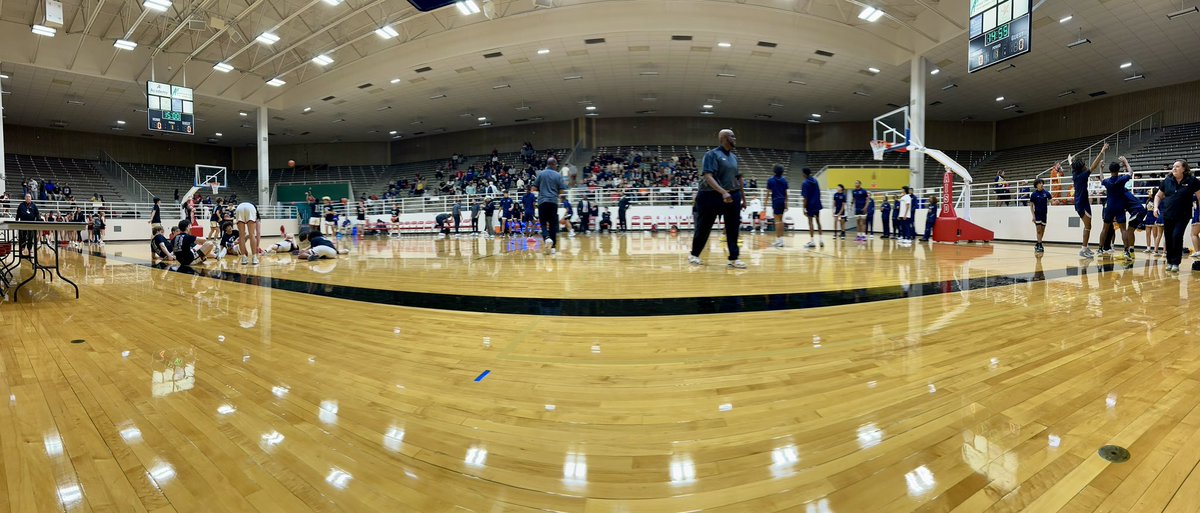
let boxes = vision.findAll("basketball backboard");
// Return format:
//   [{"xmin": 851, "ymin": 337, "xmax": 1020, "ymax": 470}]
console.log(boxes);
[{"xmin": 195, "ymin": 165, "xmax": 227, "ymax": 195}]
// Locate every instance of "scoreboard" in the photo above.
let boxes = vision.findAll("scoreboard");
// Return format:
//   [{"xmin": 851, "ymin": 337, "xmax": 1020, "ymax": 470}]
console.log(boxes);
[
  {"xmin": 968, "ymin": 0, "xmax": 1031, "ymax": 73},
  {"xmin": 147, "ymin": 81, "xmax": 195, "ymax": 135}
]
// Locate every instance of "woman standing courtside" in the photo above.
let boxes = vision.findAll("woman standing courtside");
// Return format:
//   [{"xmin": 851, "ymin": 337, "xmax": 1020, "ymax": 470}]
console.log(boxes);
[{"xmin": 1153, "ymin": 160, "xmax": 1200, "ymax": 273}]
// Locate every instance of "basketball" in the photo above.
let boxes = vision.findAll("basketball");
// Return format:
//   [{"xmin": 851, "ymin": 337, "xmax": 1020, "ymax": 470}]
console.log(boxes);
[{"xmin": 288, "ymin": 160, "xmax": 296, "ymax": 168}]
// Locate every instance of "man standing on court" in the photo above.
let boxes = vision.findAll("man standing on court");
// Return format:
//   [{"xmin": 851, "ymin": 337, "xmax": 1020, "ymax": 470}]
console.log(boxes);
[
  {"xmin": 16, "ymin": 193, "xmax": 39, "ymax": 256},
  {"xmin": 533, "ymin": 157, "xmax": 568, "ymax": 255},
  {"xmin": 800, "ymin": 168, "xmax": 823, "ymax": 249},
  {"xmin": 578, "ymin": 196, "xmax": 592, "ymax": 235},
  {"xmin": 689, "ymin": 129, "xmax": 746, "ymax": 269},
  {"xmin": 852, "ymin": 180, "xmax": 869, "ymax": 242}
]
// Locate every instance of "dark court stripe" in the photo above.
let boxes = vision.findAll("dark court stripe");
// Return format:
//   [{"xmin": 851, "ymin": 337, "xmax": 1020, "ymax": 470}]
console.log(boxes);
[{"xmin": 99, "ymin": 250, "xmax": 1130, "ymax": 316}]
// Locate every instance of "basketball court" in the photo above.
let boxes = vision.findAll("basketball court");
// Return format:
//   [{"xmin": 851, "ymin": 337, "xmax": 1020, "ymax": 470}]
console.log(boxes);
[{"xmin": 3, "ymin": 0, "xmax": 1200, "ymax": 511}]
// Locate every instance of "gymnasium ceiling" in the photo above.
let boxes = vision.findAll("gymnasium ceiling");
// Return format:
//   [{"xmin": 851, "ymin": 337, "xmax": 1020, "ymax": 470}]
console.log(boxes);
[{"xmin": 1, "ymin": 0, "xmax": 1200, "ymax": 146}]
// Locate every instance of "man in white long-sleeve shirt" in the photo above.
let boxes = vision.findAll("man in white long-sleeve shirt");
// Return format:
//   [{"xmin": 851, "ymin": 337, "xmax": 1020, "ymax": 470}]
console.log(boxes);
[{"xmin": 897, "ymin": 186, "xmax": 914, "ymax": 246}]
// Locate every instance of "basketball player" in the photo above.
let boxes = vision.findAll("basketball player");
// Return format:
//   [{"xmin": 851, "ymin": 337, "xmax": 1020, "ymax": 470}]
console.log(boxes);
[
  {"xmin": 297, "ymin": 230, "xmax": 348, "ymax": 260},
  {"xmin": 832, "ymin": 184, "xmax": 847, "ymax": 239},
  {"xmin": 800, "ymin": 168, "xmax": 823, "ymax": 248},
  {"xmin": 1071, "ymin": 142, "xmax": 1109, "ymax": 258},
  {"xmin": 865, "ymin": 194, "xmax": 876, "ymax": 239},
  {"xmin": 150, "ymin": 226, "xmax": 175, "ymax": 262},
  {"xmin": 1142, "ymin": 188, "xmax": 1163, "ymax": 255},
  {"xmin": 560, "ymin": 196, "xmax": 575, "ymax": 238},
  {"xmin": 879, "ymin": 194, "xmax": 892, "ymax": 239},
  {"xmin": 217, "ymin": 222, "xmax": 241, "ymax": 258},
  {"xmin": 920, "ymin": 196, "xmax": 938, "ymax": 242},
  {"xmin": 897, "ymin": 186, "xmax": 914, "ymax": 245},
  {"xmin": 1190, "ymin": 195, "xmax": 1200, "ymax": 259},
  {"xmin": 172, "ymin": 219, "xmax": 215, "ymax": 267},
  {"xmin": 1099, "ymin": 157, "xmax": 1140, "ymax": 261},
  {"xmin": 435, "ymin": 212, "xmax": 452, "ymax": 238},
  {"xmin": 766, "ymin": 164, "xmax": 788, "ymax": 248},
  {"xmin": 851, "ymin": 181, "xmax": 869, "ymax": 242},
  {"xmin": 320, "ymin": 197, "xmax": 337, "ymax": 236},
  {"xmin": 265, "ymin": 233, "xmax": 300, "ymax": 254},
  {"xmin": 208, "ymin": 198, "xmax": 223, "ymax": 238},
  {"xmin": 234, "ymin": 201, "xmax": 261, "ymax": 265},
  {"xmin": 1029, "ymin": 178, "xmax": 1051, "ymax": 253}
]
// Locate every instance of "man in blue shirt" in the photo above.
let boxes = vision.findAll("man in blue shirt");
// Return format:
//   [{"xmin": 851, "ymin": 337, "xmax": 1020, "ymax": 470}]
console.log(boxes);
[
  {"xmin": 688, "ymin": 129, "xmax": 746, "ymax": 269},
  {"xmin": 1029, "ymin": 178, "xmax": 1052, "ymax": 253},
  {"xmin": 521, "ymin": 188, "xmax": 537, "ymax": 224},
  {"xmin": 879, "ymin": 194, "xmax": 892, "ymax": 239},
  {"xmin": 920, "ymin": 196, "xmax": 938, "ymax": 242},
  {"xmin": 865, "ymin": 195, "xmax": 876, "ymax": 238},
  {"xmin": 766, "ymin": 164, "xmax": 788, "ymax": 249},
  {"xmin": 800, "ymin": 168, "xmax": 823, "ymax": 248},
  {"xmin": 851, "ymin": 180, "xmax": 869, "ymax": 242},
  {"xmin": 532, "ymin": 157, "xmax": 568, "ymax": 254}
]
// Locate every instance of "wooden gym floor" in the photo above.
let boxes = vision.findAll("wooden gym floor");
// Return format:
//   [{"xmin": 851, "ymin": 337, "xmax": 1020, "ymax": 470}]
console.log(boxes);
[{"xmin": 1, "ymin": 232, "xmax": 1198, "ymax": 512}]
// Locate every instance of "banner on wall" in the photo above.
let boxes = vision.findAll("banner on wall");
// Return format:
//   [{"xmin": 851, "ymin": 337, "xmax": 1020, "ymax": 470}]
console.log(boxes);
[{"xmin": 821, "ymin": 168, "xmax": 910, "ymax": 190}]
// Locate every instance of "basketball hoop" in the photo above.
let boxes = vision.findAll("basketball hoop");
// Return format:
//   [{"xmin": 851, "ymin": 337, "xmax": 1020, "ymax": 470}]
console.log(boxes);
[
  {"xmin": 870, "ymin": 140, "xmax": 891, "ymax": 161},
  {"xmin": 208, "ymin": 181, "xmax": 220, "ymax": 196}
]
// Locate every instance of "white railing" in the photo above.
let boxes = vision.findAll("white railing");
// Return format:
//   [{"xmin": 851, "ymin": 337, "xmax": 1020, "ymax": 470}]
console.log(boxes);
[
  {"xmin": 1035, "ymin": 111, "xmax": 1163, "ymax": 180},
  {"xmin": 0, "ymin": 198, "xmax": 297, "ymax": 220}
]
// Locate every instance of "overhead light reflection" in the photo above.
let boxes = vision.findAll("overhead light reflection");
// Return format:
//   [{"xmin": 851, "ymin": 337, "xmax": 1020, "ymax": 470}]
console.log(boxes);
[
  {"xmin": 465, "ymin": 446, "xmax": 488, "ymax": 467},
  {"xmin": 325, "ymin": 468, "xmax": 352, "ymax": 489},
  {"xmin": 669, "ymin": 456, "xmax": 696, "ymax": 484},
  {"xmin": 383, "ymin": 426, "xmax": 405, "ymax": 452},
  {"xmin": 563, "ymin": 453, "xmax": 587, "ymax": 483},
  {"xmin": 904, "ymin": 465, "xmax": 936, "ymax": 497}
]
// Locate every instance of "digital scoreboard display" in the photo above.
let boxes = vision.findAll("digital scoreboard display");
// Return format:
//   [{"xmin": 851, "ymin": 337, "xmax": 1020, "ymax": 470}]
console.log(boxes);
[
  {"xmin": 968, "ymin": 0, "xmax": 1031, "ymax": 73},
  {"xmin": 147, "ymin": 81, "xmax": 194, "ymax": 135}
]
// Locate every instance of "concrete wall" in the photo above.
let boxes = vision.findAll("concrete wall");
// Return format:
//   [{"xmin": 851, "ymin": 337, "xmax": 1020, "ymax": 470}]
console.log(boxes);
[
  {"xmin": 3, "ymin": 125, "xmax": 232, "ymax": 167},
  {"xmin": 390, "ymin": 120, "xmax": 574, "ymax": 164},
  {"xmin": 592, "ymin": 117, "xmax": 807, "ymax": 150},
  {"xmin": 996, "ymin": 80, "xmax": 1200, "ymax": 150},
  {"xmin": 806, "ymin": 120, "xmax": 996, "ymax": 151},
  {"xmin": 232, "ymin": 142, "xmax": 391, "ymax": 169}
]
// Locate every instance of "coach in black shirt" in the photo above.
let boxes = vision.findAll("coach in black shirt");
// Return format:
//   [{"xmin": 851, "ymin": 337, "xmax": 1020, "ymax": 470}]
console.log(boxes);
[
  {"xmin": 16, "ymin": 193, "xmax": 39, "ymax": 255},
  {"xmin": 1153, "ymin": 160, "xmax": 1200, "ymax": 272}
]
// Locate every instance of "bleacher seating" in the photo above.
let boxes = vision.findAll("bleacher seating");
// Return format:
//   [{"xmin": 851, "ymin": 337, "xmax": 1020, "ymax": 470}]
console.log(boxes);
[
  {"xmin": 805, "ymin": 149, "xmax": 992, "ymax": 187},
  {"xmin": 1124, "ymin": 122, "xmax": 1200, "ymax": 175},
  {"xmin": 3, "ymin": 154, "xmax": 126, "ymax": 202}
]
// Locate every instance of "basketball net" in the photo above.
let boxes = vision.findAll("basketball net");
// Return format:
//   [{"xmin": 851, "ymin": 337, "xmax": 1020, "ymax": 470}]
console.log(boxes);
[{"xmin": 208, "ymin": 180, "xmax": 220, "ymax": 196}]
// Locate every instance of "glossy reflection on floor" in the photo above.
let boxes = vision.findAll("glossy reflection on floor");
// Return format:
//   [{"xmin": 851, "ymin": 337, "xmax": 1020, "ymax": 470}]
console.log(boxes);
[{"xmin": 0, "ymin": 237, "xmax": 1197, "ymax": 513}]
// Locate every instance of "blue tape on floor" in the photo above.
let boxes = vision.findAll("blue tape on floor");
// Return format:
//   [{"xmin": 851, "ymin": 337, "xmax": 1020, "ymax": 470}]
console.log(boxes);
[{"xmin": 474, "ymin": 370, "xmax": 491, "ymax": 382}]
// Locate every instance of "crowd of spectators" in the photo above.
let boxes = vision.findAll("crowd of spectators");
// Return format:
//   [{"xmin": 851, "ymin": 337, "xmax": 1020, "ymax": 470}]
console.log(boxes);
[
  {"xmin": 377, "ymin": 143, "xmax": 561, "ymax": 201},
  {"xmin": 581, "ymin": 149, "xmax": 700, "ymax": 189}
]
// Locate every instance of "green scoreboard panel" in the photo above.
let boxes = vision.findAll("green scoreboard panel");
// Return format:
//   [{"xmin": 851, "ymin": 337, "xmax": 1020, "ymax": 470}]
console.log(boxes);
[
  {"xmin": 147, "ymin": 81, "xmax": 195, "ymax": 135},
  {"xmin": 968, "ymin": 0, "xmax": 1031, "ymax": 73}
]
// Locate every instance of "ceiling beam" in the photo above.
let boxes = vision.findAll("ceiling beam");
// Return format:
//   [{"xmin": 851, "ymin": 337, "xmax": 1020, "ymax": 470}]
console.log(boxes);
[
  {"xmin": 215, "ymin": 0, "xmax": 326, "ymax": 70},
  {"xmin": 164, "ymin": 0, "xmax": 267, "ymax": 83},
  {"xmin": 838, "ymin": 0, "xmax": 939, "ymax": 44},
  {"xmin": 68, "ymin": 0, "xmax": 109, "ymax": 69},
  {"xmin": 248, "ymin": 0, "xmax": 388, "ymax": 73},
  {"xmin": 912, "ymin": 0, "xmax": 964, "ymax": 30}
]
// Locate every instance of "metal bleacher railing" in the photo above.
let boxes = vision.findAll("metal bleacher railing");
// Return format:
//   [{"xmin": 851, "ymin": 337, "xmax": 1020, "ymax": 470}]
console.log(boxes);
[{"xmin": 0, "ymin": 198, "xmax": 296, "ymax": 220}]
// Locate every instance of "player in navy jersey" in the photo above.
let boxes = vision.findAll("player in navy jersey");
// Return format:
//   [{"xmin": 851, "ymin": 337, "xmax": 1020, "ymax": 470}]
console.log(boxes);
[
  {"xmin": 799, "ymin": 168, "xmax": 824, "ymax": 248},
  {"xmin": 851, "ymin": 181, "xmax": 869, "ymax": 242},
  {"xmin": 832, "ymin": 184, "xmax": 847, "ymax": 239},
  {"xmin": 879, "ymin": 194, "xmax": 892, "ymax": 239},
  {"xmin": 1070, "ymin": 143, "xmax": 1108, "ymax": 258},
  {"xmin": 890, "ymin": 194, "xmax": 901, "ymax": 240},
  {"xmin": 1099, "ymin": 159, "xmax": 1138, "ymax": 260},
  {"xmin": 766, "ymin": 164, "xmax": 788, "ymax": 248},
  {"xmin": 1141, "ymin": 187, "xmax": 1163, "ymax": 255},
  {"xmin": 921, "ymin": 196, "xmax": 938, "ymax": 242},
  {"xmin": 1190, "ymin": 194, "xmax": 1200, "ymax": 258},
  {"xmin": 1029, "ymin": 178, "xmax": 1052, "ymax": 253}
]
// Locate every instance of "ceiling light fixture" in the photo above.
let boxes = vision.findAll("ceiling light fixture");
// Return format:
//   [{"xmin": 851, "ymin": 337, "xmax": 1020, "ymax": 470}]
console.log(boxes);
[
  {"xmin": 492, "ymin": 84, "xmax": 510, "ymax": 89},
  {"xmin": 142, "ymin": 0, "xmax": 171, "ymax": 12},
  {"xmin": 808, "ymin": 119, "xmax": 821, "ymax": 123},
  {"xmin": 311, "ymin": 54, "xmax": 334, "ymax": 66},
  {"xmin": 0, "ymin": 73, "xmax": 8, "ymax": 79},
  {"xmin": 930, "ymin": 68, "xmax": 940, "ymax": 75},
  {"xmin": 477, "ymin": 116, "xmax": 487, "ymax": 121},
  {"xmin": 239, "ymin": 111, "xmax": 248, "ymax": 116},
  {"xmin": 322, "ymin": 0, "xmax": 341, "ymax": 5},
  {"xmin": 1124, "ymin": 74, "xmax": 1146, "ymax": 81},
  {"xmin": 31, "ymin": 25, "xmax": 56, "ymax": 37},
  {"xmin": 375, "ymin": 25, "xmax": 399, "ymax": 39},
  {"xmin": 266, "ymin": 77, "xmax": 286, "ymax": 86},
  {"xmin": 1058, "ymin": 90, "xmax": 1076, "ymax": 97},
  {"xmin": 585, "ymin": 106, "xmax": 597, "ymax": 110},
  {"xmin": 455, "ymin": 0, "xmax": 481, "ymax": 15},
  {"xmin": 812, "ymin": 113, "xmax": 822, "ymax": 118},
  {"xmin": 852, "ymin": 91, "xmax": 870, "ymax": 97},
  {"xmin": 429, "ymin": 94, "xmax": 447, "ymax": 99},
  {"xmin": 1003, "ymin": 103, "xmax": 1019, "ymax": 110},
  {"xmin": 1120, "ymin": 62, "xmax": 1132, "ymax": 69},
  {"xmin": 114, "ymin": 39, "xmax": 138, "ymax": 51},
  {"xmin": 256, "ymin": 32, "xmax": 280, "ymax": 45},
  {"xmin": 213, "ymin": 62, "xmax": 234, "ymax": 72},
  {"xmin": 1059, "ymin": 15, "xmax": 1073, "ymax": 23},
  {"xmin": 858, "ymin": 6, "xmax": 885, "ymax": 22},
  {"xmin": 639, "ymin": 71, "xmax": 659, "ymax": 76},
  {"xmin": 563, "ymin": 75, "xmax": 582, "ymax": 81},
  {"xmin": 941, "ymin": 83, "xmax": 958, "ymax": 90},
  {"xmin": 995, "ymin": 96, "xmax": 1005, "ymax": 101},
  {"xmin": 788, "ymin": 80, "xmax": 806, "ymax": 85},
  {"xmin": 303, "ymin": 107, "xmax": 312, "ymax": 112},
  {"xmin": 1067, "ymin": 36, "xmax": 1091, "ymax": 48},
  {"xmin": 116, "ymin": 120, "xmax": 126, "ymax": 125},
  {"xmin": 702, "ymin": 104, "xmax": 713, "ymax": 109},
  {"xmin": 215, "ymin": 132, "xmax": 223, "ymax": 136},
  {"xmin": 389, "ymin": 130, "xmax": 397, "ymax": 135},
  {"xmin": 717, "ymin": 42, "xmax": 731, "ymax": 48},
  {"xmin": 537, "ymin": 48, "xmax": 550, "ymax": 55},
  {"xmin": 868, "ymin": 67, "xmax": 881, "ymax": 73},
  {"xmin": 716, "ymin": 73, "xmax": 736, "ymax": 78},
  {"xmin": 700, "ymin": 110, "xmax": 715, "ymax": 115},
  {"xmin": 390, "ymin": 78, "xmax": 401, "ymax": 84},
  {"xmin": 1167, "ymin": 5, "xmax": 1199, "ymax": 19}
]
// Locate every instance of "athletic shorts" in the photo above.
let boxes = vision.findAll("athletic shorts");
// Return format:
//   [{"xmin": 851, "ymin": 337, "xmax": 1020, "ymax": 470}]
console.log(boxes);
[
  {"xmin": 175, "ymin": 249, "xmax": 198, "ymax": 266},
  {"xmin": 1193, "ymin": 208, "xmax": 1200, "ymax": 223},
  {"xmin": 1102, "ymin": 207, "xmax": 1126, "ymax": 224},
  {"xmin": 772, "ymin": 198, "xmax": 786, "ymax": 214},
  {"xmin": 310, "ymin": 245, "xmax": 337, "ymax": 259},
  {"xmin": 750, "ymin": 212, "xmax": 760, "ymax": 221},
  {"xmin": 1144, "ymin": 212, "xmax": 1158, "ymax": 226},
  {"xmin": 855, "ymin": 206, "xmax": 867, "ymax": 217},
  {"xmin": 1033, "ymin": 213, "xmax": 1047, "ymax": 225},
  {"xmin": 235, "ymin": 203, "xmax": 257, "ymax": 223},
  {"xmin": 805, "ymin": 207, "xmax": 821, "ymax": 218},
  {"xmin": 1074, "ymin": 201, "xmax": 1092, "ymax": 218}
]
